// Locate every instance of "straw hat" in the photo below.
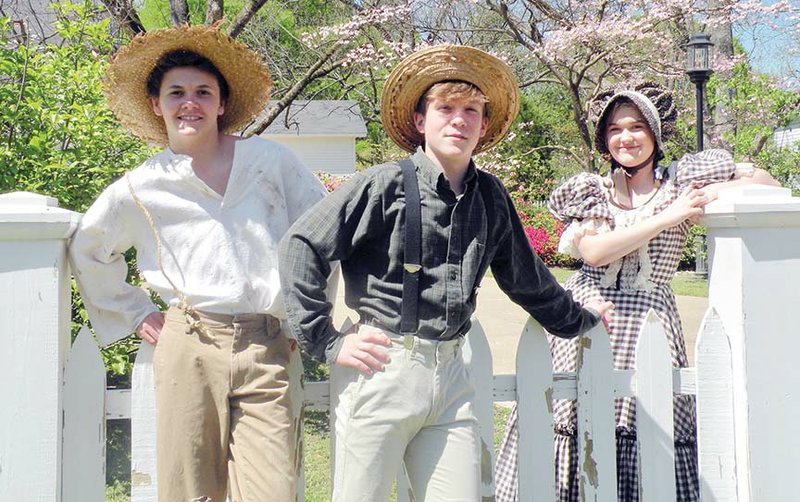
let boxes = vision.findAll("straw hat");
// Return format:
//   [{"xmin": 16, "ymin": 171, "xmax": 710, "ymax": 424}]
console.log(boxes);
[
  {"xmin": 381, "ymin": 45, "xmax": 520, "ymax": 154},
  {"xmin": 104, "ymin": 24, "xmax": 272, "ymax": 146}
]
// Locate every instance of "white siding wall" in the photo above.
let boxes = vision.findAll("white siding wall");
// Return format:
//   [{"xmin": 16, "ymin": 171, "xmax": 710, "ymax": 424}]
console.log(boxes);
[
  {"xmin": 262, "ymin": 136, "xmax": 356, "ymax": 175},
  {"xmin": 774, "ymin": 126, "xmax": 800, "ymax": 149}
]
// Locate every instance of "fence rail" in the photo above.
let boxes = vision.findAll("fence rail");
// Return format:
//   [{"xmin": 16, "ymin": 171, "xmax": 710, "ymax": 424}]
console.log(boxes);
[{"xmin": 67, "ymin": 307, "xmax": 734, "ymax": 501}]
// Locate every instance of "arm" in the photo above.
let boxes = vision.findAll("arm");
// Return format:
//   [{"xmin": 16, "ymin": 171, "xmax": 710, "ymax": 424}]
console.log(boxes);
[
  {"xmin": 278, "ymin": 171, "xmax": 390, "ymax": 365},
  {"xmin": 69, "ymin": 185, "xmax": 159, "ymax": 346},
  {"xmin": 703, "ymin": 167, "xmax": 780, "ymax": 200},
  {"xmin": 490, "ymin": 184, "xmax": 601, "ymax": 338},
  {"xmin": 576, "ymin": 187, "xmax": 710, "ymax": 267}
]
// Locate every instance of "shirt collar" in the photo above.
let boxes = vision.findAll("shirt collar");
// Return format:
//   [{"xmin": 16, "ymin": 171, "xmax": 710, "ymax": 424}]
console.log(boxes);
[{"xmin": 411, "ymin": 146, "xmax": 479, "ymax": 193}]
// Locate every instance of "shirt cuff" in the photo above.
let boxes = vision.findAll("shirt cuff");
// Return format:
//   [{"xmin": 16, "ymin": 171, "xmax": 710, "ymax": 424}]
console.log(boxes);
[{"xmin": 324, "ymin": 333, "xmax": 346, "ymax": 365}]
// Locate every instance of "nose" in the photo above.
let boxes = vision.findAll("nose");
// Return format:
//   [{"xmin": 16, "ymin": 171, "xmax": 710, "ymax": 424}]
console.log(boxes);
[
  {"xmin": 620, "ymin": 128, "xmax": 633, "ymax": 142},
  {"xmin": 451, "ymin": 112, "xmax": 467, "ymax": 127}
]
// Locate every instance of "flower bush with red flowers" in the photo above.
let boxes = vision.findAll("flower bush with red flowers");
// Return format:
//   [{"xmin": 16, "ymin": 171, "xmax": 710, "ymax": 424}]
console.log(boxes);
[{"xmin": 515, "ymin": 200, "xmax": 581, "ymax": 268}]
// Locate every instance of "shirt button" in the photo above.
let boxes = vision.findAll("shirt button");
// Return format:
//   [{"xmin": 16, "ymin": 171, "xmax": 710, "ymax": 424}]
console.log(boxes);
[{"xmin": 450, "ymin": 271, "xmax": 457, "ymax": 280}]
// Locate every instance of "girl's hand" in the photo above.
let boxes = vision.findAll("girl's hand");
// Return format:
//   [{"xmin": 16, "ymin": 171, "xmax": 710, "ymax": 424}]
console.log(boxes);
[
  {"xmin": 660, "ymin": 187, "xmax": 710, "ymax": 228},
  {"xmin": 137, "ymin": 311, "xmax": 165, "ymax": 345}
]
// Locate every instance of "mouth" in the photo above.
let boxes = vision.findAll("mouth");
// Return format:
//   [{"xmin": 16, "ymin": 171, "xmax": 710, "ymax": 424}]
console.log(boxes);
[
  {"xmin": 178, "ymin": 115, "xmax": 202, "ymax": 122},
  {"xmin": 447, "ymin": 134, "xmax": 468, "ymax": 141}
]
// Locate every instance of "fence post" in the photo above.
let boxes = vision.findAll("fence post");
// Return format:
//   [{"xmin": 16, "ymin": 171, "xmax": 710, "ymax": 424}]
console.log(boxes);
[
  {"xmin": 0, "ymin": 192, "xmax": 80, "ymax": 501},
  {"xmin": 702, "ymin": 184, "xmax": 800, "ymax": 501}
]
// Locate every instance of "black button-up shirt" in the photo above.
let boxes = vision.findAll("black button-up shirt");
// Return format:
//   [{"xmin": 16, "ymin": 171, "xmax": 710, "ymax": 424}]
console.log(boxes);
[{"xmin": 279, "ymin": 148, "xmax": 599, "ymax": 363}]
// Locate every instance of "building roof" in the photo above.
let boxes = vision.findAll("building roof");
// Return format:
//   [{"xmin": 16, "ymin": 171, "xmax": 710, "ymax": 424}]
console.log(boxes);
[{"xmin": 260, "ymin": 100, "xmax": 368, "ymax": 137}]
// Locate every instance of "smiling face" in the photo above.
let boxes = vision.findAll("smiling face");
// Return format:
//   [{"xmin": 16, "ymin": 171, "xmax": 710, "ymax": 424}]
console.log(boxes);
[
  {"xmin": 150, "ymin": 66, "xmax": 225, "ymax": 145},
  {"xmin": 605, "ymin": 103, "xmax": 656, "ymax": 169}
]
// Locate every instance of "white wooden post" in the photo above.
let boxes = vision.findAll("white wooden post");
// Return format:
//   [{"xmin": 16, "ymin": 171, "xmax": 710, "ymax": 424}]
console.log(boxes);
[
  {"xmin": 0, "ymin": 192, "xmax": 80, "ymax": 501},
  {"xmin": 575, "ymin": 322, "xmax": 616, "ymax": 501},
  {"xmin": 702, "ymin": 184, "xmax": 800, "ymax": 501},
  {"xmin": 515, "ymin": 317, "xmax": 557, "ymax": 501},
  {"xmin": 634, "ymin": 309, "xmax": 676, "ymax": 501},
  {"xmin": 695, "ymin": 308, "xmax": 737, "ymax": 500}
]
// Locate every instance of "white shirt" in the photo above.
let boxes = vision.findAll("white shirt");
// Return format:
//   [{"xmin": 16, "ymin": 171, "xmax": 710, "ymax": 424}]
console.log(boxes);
[{"xmin": 70, "ymin": 136, "xmax": 327, "ymax": 346}]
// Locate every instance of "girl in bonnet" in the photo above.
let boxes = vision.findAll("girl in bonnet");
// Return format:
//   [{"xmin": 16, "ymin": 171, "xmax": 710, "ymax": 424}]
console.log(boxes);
[
  {"xmin": 69, "ymin": 25, "xmax": 326, "ymax": 501},
  {"xmin": 495, "ymin": 82, "xmax": 778, "ymax": 501}
]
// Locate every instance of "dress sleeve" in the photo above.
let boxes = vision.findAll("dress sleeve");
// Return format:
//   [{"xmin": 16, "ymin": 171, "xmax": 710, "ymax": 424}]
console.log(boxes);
[
  {"xmin": 547, "ymin": 172, "xmax": 613, "ymax": 225},
  {"xmin": 674, "ymin": 149, "xmax": 736, "ymax": 190},
  {"xmin": 68, "ymin": 184, "xmax": 158, "ymax": 346}
]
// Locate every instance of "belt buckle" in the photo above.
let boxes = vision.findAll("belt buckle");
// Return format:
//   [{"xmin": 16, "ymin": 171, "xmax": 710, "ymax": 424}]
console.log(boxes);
[{"xmin": 403, "ymin": 335, "xmax": 414, "ymax": 350}]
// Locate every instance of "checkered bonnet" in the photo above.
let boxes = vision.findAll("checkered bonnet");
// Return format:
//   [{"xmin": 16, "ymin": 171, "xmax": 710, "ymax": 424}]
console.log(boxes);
[{"xmin": 590, "ymin": 81, "xmax": 676, "ymax": 161}]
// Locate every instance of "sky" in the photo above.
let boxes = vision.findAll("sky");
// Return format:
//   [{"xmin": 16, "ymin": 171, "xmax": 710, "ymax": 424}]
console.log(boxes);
[{"xmin": 733, "ymin": 1, "xmax": 800, "ymax": 85}]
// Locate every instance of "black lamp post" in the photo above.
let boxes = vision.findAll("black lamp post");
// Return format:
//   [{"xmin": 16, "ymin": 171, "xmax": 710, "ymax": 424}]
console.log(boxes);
[{"xmin": 685, "ymin": 33, "xmax": 714, "ymax": 152}]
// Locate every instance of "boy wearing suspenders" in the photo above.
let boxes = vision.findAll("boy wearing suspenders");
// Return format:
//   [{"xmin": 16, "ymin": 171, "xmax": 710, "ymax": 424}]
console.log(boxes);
[{"xmin": 279, "ymin": 45, "xmax": 612, "ymax": 501}]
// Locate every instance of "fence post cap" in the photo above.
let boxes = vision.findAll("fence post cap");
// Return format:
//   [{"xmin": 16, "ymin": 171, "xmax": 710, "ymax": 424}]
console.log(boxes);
[{"xmin": 0, "ymin": 191, "xmax": 60, "ymax": 208}]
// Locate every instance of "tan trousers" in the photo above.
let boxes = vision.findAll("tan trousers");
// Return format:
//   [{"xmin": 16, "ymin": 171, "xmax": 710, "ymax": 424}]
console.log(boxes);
[{"xmin": 154, "ymin": 307, "xmax": 296, "ymax": 502}]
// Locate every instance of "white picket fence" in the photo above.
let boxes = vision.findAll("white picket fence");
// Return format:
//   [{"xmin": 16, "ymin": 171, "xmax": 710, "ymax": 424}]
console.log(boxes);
[{"xmin": 63, "ymin": 306, "xmax": 735, "ymax": 501}]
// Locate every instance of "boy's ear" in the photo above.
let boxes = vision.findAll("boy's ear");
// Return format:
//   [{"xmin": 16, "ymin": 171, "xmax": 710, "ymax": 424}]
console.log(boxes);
[
  {"xmin": 479, "ymin": 115, "xmax": 489, "ymax": 138},
  {"xmin": 413, "ymin": 112, "xmax": 426, "ymax": 135},
  {"xmin": 151, "ymin": 97, "xmax": 162, "ymax": 117}
]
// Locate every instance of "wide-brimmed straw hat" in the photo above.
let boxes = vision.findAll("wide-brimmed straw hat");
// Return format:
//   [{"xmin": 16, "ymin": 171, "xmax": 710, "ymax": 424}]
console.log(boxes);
[
  {"xmin": 104, "ymin": 24, "xmax": 272, "ymax": 146},
  {"xmin": 380, "ymin": 45, "xmax": 520, "ymax": 154}
]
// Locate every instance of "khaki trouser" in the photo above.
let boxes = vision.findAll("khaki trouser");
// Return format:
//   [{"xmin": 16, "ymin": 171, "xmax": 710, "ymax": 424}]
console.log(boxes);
[
  {"xmin": 331, "ymin": 324, "xmax": 481, "ymax": 502},
  {"xmin": 154, "ymin": 307, "xmax": 296, "ymax": 502}
]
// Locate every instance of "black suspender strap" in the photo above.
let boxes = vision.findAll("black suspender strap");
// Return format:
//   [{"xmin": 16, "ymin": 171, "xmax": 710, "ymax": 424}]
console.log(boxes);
[{"xmin": 399, "ymin": 158, "xmax": 421, "ymax": 334}]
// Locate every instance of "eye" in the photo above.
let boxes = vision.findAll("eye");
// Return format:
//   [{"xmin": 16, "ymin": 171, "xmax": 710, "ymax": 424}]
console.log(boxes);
[{"xmin": 169, "ymin": 90, "xmax": 183, "ymax": 97}]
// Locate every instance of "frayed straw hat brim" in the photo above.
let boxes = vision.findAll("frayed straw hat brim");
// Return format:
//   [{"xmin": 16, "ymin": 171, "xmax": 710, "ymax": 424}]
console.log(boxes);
[
  {"xmin": 104, "ymin": 25, "xmax": 272, "ymax": 146},
  {"xmin": 381, "ymin": 45, "xmax": 520, "ymax": 154}
]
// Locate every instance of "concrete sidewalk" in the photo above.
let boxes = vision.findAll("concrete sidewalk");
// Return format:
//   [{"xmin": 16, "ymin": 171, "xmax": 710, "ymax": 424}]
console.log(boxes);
[{"xmin": 331, "ymin": 276, "xmax": 707, "ymax": 374}]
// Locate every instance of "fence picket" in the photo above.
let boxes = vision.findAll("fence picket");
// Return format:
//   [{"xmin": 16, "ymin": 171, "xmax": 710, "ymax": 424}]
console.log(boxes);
[
  {"xmin": 62, "ymin": 327, "xmax": 105, "ymax": 502},
  {"xmin": 463, "ymin": 318, "xmax": 497, "ymax": 499},
  {"xmin": 130, "ymin": 342, "xmax": 157, "ymax": 502},
  {"xmin": 575, "ymin": 323, "xmax": 617, "ymax": 501},
  {"xmin": 635, "ymin": 309, "xmax": 677, "ymax": 501},
  {"xmin": 695, "ymin": 307, "xmax": 737, "ymax": 500},
  {"xmin": 515, "ymin": 318, "xmax": 556, "ymax": 501}
]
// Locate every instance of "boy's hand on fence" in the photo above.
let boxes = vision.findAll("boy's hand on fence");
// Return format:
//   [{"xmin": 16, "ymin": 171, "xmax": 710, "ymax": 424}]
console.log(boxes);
[
  {"xmin": 335, "ymin": 327, "xmax": 392, "ymax": 376},
  {"xmin": 584, "ymin": 298, "xmax": 614, "ymax": 330},
  {"xmin": 137, "ymin": 311, "xmax": 165, "ymax": 345}
]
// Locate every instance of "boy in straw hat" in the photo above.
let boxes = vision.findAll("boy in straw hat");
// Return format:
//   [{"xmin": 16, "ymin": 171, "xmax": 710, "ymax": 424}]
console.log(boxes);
[
  {"xmin": 279, "ymin": 45, "xmax": 613, "ymax": 501},
  {"xmin": 69, "ymin": 25, "xmax": 327, "ymax": 501}
]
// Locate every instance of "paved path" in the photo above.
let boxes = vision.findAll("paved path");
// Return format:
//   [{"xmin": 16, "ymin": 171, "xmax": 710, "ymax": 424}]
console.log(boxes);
[{"xmin": 332, "ymin": 276, "xmax": 707, "ymax": 374}]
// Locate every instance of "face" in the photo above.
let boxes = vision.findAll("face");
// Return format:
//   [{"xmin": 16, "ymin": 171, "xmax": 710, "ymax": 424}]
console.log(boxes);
[
  {"xmin": 605, "ymin": 104, "xmax": 655, "ymax": 168},
  {"xmin": 150, "ymin": 66, "xmax": 225, "ymax": 142},
  {"xmin": 413, "ymin": 96, "xmax": 489, "ymax": 161}
]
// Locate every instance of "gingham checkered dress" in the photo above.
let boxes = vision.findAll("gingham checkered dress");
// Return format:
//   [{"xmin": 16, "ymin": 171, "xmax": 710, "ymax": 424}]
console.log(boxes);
[{"xmin": 495, "ymin": 150, "xmax": 735, "ymax": 502}]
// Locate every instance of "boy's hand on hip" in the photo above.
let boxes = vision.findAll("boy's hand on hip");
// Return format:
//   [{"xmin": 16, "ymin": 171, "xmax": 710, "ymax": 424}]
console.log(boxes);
[
  {"xmin": 137, "ymin": 311, "xmax": 165, "ymax": 345},
  {"xmin": 336, "ymin": 327, "xmax": 392, "ymax": 375}
]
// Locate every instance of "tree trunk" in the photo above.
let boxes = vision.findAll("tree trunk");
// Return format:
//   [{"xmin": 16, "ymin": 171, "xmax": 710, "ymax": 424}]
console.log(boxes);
[
  {"xmin": 205, "ymin": 0, "xmax": 224, "ymax": 25},
  {"xmin": 707, "ymin": 0, "xmax": 736, "ymax": 149},
  {"xmin": 98, "ymin": 0, "xmax": 146, "ymax": 36},
  {"xmin": 170, "ymin": 0, "xmax": 190, "ymax": 25}
]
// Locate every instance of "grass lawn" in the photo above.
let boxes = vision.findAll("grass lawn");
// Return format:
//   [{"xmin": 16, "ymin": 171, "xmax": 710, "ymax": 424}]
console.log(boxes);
[{"xmin": 549, "ymin": 267, "xmax": 708, "ymax": 297}]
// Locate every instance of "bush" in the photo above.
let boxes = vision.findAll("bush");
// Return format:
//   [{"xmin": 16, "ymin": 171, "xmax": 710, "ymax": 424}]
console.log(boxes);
[{"xmin": 516, "ymin": 203, "xmax": 581, "ymax": 268}]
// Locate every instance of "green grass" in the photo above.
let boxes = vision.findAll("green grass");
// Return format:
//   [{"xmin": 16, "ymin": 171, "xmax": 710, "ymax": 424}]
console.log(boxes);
[{"xmin": 549, "ymin": 267, "xmax": 708, "ymax": 297}]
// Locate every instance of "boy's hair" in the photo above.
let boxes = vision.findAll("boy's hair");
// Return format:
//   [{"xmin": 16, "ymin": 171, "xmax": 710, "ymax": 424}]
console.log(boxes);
[
  {"xmin": 415, "ymin": 80, "xmax": 489, "ymax": 116},
  {"xmin": 146, "ymin": 49, "xmax": 230, "ymax": 101}
]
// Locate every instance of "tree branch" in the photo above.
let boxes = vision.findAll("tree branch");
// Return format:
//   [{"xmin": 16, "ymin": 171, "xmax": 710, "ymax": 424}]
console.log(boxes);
[
  {"xmin": 245, "ymin": 43, "xmax": 341, "ymax": 135},
  {"xmin": 226, "ymin": 0, "xmax": 269, "ymax": 38}
]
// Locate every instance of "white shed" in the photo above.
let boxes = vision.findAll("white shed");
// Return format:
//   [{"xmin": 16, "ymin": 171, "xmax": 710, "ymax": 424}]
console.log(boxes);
[{"xmin": 259, "ymin": 100, "xmax": 368, "ymax": 175}]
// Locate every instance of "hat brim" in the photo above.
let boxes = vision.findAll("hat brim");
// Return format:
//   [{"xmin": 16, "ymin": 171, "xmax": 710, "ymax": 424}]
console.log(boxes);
[
  {"xmin": 380, "ymin": 45, "xmax": 520, "ymax": 154},
  {"xmin": 104, "ymin": 25, "xmax": 272, "ymax": 146}
]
